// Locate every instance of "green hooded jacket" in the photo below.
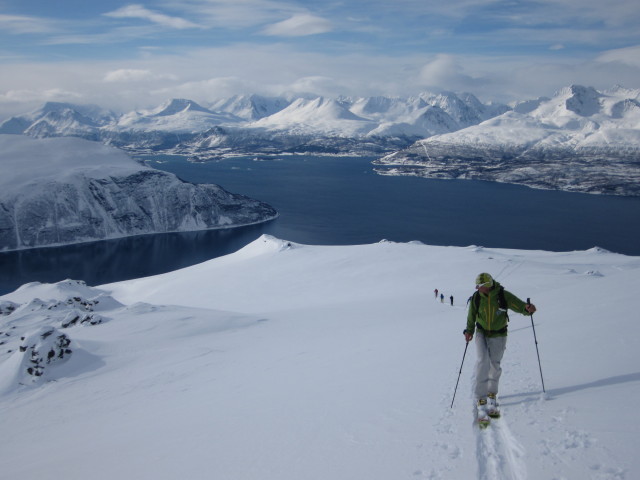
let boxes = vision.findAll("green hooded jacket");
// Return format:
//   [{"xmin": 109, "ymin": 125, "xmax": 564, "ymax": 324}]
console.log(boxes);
[{"xmin": 466, "ymin": 281, "xmax": 531, "ymax": 337}]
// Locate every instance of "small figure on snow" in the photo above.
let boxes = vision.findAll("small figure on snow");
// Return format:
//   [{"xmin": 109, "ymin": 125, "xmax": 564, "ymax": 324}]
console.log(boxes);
[
  {"xmin": 434, "ymin": 288, "xmax": 439, "ymax": 299},
  {"xmin": 440, "ymin": 293, "xmax": 444, "ymax": 303},
  {"xmin": 463, "ymin": 273, "xmax": 536, "ymax": 422},
  {"xmin": 450, "ymin": 295, "xmax": 454, "ymax": 306}
]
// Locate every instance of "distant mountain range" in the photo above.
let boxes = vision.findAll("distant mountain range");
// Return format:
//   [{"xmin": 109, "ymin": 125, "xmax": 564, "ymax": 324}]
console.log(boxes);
[
  {"xmin": 1, "ymin": 85, "xmax": 639, "ymax": 195},
  {"xmin": 0, "ymin": 91, "xmax": 509, "ymax": 156}
]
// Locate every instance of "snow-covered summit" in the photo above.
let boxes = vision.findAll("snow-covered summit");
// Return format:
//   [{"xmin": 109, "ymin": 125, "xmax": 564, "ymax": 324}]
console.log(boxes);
[
  {"xmin": 0, "ymin": 102, "xmax": 117, "ymax": 137},
  {"xmin": 209, "ymin": 94, "xmax": 292, "ymax": 121},
  {"xmin": 113, "ymin": 98, "xmax": 243, "ymax": 133},
  {"xmin": 250, "ymin": 97, "xmax": 376, "ymax": 136},
  {"xmin": 150, "ymin": 98, "xmax": 213, "ymax": 117}
]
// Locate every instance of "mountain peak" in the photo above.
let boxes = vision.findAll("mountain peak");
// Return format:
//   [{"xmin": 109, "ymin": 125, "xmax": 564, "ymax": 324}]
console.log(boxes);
[
  {"xmin": 152, "ymin": 99, "xmax": 211, "ymax": 117},
  {"xmin": 554, "ymin": 85, "xmax": 602, "ymax": 117}
]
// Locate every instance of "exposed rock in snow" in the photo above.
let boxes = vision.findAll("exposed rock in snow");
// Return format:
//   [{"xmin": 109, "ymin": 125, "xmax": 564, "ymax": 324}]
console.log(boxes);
[{"xmin": 0, "ymin": 135, "xmax": 277, "ymax": 251}]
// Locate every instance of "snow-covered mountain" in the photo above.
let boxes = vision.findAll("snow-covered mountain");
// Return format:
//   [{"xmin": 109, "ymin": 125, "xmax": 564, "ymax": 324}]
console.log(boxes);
[
  {"xmin": 209, "ymin": 94, "xmax": 292, "ymax": 121},
  {"xmin": 113, "ymin": 99, "xmax": 243, "ymax": 133},
  {"xmin": 0, "ymin": 135, "xmax": 277, "ymax": 251},
  {"xmin": 1, "ymin": 234, "xmax": 638, "ymax": 479},
  {"xmin": 0, "ymin": 102, "xmax": 117, "ymax": 139},
  {"xmin": 251, "ymin": 97, "xmax": 376, "ymax": 136},
  {"xmin": 376, "ymin": 85, "xmax": 640, "ymax": 195},
  {"xmin": 0, "ymin": 91, "xmax": 507, "ymax": 155}
]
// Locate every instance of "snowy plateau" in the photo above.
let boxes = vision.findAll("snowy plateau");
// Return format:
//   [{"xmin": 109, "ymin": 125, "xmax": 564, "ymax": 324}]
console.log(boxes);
[
  {"xmin": 0, "ymin": 135, "xmax": 277, "ymax": 251},
  {"xmin": 0, "ymin": 235, "xmax": 638, "ymax": 480},
  {"xmin": 1, "ymin": 85, "xmax": 640, "ymax": 195}
]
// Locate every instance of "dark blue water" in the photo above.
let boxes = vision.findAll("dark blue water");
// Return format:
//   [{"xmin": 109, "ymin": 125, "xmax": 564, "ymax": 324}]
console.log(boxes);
[{"xmin": 1, "ymin": 154, "xmax": 639, "ymax": 295}]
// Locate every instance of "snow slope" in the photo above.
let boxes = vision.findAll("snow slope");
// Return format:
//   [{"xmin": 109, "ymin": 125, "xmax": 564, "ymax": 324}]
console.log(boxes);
[{"xmin": 1, "ymin": 235, "xmax": 638, "ymax": 479}]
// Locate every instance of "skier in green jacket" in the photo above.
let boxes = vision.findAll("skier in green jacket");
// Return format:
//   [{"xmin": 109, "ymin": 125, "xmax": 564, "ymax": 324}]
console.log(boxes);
[{"xmin": 464, "ymin": 272, "xmax": 537, "ymax": 420}]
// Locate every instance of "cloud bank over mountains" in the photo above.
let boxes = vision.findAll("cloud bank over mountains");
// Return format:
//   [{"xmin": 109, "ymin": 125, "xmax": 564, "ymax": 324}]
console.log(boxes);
[{"xmin": 1, "ymin": 1, "xmax": 639, "ymax": 119}]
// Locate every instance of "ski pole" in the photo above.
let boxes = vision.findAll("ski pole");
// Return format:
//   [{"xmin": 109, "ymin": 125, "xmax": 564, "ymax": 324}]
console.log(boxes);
[
  {"xmin": 527, "ymin": 298, "xmax": 546, "ymax": 393},
  {"xmin": 450, "ymin": 339, "xmax": 469, "ymax": 408}
]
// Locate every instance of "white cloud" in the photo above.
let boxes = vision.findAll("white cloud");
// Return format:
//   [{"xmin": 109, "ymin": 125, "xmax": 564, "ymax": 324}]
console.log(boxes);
[
  {"xmin": 596, "ymin": 45, "xmax": 640, "ymax": 67},
  {"xmin": 0, "ymin": 88, "xmax": 83, "ymax": 103},
  {"xmin": 287, "ymin": 76, "xmax": 346, "ymax": 97},
  {"xmin": 103, "ymin": 69, "xmax": 177, "ymax": 83},
  {"xmin": 419, "ymin": 54, "xmax": 479, "ymax": 91},
  {"xmin": 151, "ymin": 76, "xmax": 251, "ymax": 100},
  {"xmin": 261, "ymin": 14, "xmax": 333, "ymax": 37},
  {"xmin": 104, "ymin": 4, "xmax": 202, "ymax": 29},
  {"xmin": 0, "ymin": 14, "xmax": 58, "ymax": 34},
  {"xmin": 162, "ymin": 0, "xmax": 306, "ymax": 29}
]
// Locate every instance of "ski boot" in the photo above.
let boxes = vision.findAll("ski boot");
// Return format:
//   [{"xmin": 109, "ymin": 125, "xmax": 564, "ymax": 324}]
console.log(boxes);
[
  {"xmin": 487, "ymin": 392, "xmax": 501, "ymax": 418},
  {"xmin": 477, "ymin": 398, "xmax": 490, "ymax": 428}
]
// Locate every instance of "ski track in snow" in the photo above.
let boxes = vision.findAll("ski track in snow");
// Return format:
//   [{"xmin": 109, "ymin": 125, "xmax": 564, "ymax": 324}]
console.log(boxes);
[{"xmin": 476, "ymin": 414, "xmax": 527, "ymax": 480}]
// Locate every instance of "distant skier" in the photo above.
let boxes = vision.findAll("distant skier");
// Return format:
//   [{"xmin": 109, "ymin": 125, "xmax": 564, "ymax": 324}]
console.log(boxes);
[
  {"xmin": 434, "ymin": 288, "xmax": 438, "ymax": 299},
  {"xmin": 450, "ymin": 295, "xmax": 454, "ymax": 306},
  {"xmin": 440, "ymin": 293, "xmax": 444, "ymax": 303},
  {"xmin": 463, "ymin": 273, "xmax": 537, "ymax": 422}
]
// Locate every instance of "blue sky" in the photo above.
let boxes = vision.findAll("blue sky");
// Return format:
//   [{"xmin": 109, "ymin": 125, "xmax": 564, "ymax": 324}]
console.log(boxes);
[{"xmin": 1, "ymin": 0, "xmax": 640, "ymax": 117}]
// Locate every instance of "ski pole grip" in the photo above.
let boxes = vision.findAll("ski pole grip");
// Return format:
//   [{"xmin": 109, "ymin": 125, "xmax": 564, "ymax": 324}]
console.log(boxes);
[{"xmin": 527, "ymin": 297, "xmax": 531, "ymax": 305}]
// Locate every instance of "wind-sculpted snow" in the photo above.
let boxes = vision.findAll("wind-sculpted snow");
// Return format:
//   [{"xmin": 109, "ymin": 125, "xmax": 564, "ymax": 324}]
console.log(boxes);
[{"xmin": 0, "ymin": 135, "xmax": 277, "ymax": 251}]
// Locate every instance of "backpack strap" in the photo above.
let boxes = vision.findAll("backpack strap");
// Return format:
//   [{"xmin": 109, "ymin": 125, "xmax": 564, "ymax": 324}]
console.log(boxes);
[{"xmin": 469, "ymin": 286, "xmax": 510, "ymax": 321}]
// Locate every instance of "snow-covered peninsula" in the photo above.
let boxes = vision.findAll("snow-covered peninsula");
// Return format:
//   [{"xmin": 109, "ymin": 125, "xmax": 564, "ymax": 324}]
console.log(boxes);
[
  {"xmin": 0, "ymin": 135, "xmax": 277, "ymax": 251},
  {"xmin": 0, "ymin": 235, "xmax": 638, "ymax": 479},
  {"xmin": 375, "ymin": 86, "xmax": 640, "ymax": 196}
]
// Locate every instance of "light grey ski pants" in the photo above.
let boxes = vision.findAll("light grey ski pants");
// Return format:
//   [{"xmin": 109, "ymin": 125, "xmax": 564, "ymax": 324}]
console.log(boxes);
[{"xmin": 474, "ymin": 331, "xmax": 507, "ymax": 400}]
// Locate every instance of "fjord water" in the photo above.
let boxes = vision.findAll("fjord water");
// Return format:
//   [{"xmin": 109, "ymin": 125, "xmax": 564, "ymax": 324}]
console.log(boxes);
[{"xmin": 1, "ymin": 155, "xmax": 639, "ymax": 295}]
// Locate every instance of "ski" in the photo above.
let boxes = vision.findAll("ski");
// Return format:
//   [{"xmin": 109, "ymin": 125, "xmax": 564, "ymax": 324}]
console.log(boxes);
[{"xmin": 477, "ymin": 417, "xmax": 491, "ymax": 429}]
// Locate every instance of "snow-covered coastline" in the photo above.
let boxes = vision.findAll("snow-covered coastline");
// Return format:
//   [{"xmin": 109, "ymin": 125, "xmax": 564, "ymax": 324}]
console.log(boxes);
[
  {"xmin": 1, "ymin": 235, "xmax": 638, "ymax": 479},
  {"xmin": 376, "ymin": 86, "xmax": 640, "ymax": 196},
  {"xmin": 0, "ymin": 135, "xmax": 277, "ymax": 251}
]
